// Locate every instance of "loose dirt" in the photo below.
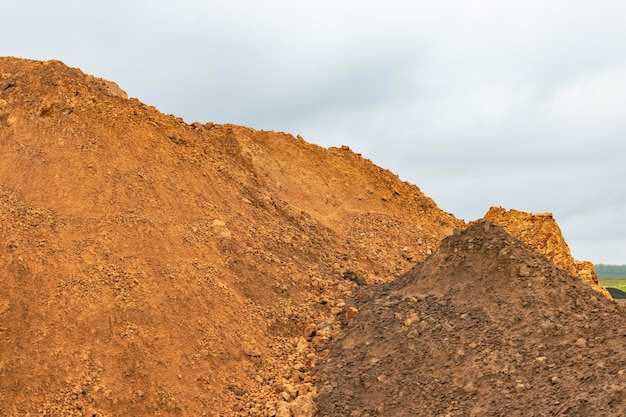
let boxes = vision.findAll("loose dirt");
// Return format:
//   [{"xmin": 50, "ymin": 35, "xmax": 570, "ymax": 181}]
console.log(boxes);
[
  {"xmin": 0, "ymin": 57, "xmax": 618, "ymax": 417},
  {"xmin": 314, "ymin": 220, "xmax": 626, "ymax": 416},
  {"xmin": 484, "ymin": 206, "xmax": 609, "ymax": 298},
  {"xmin": 0, "ymin": 57, "xmax": 461, "ymax": 416}
]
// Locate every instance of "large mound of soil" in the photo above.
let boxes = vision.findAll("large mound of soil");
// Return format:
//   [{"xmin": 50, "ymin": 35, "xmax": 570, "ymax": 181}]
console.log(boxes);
[
  {"xmin": 0, "ymin": 57, "xmax": 463, "ymax": 416},
  {"xmin": 2, "ymin": 57, "xmax": 618, "ymax": 416},
  {"xmin": 314, "ymin": 220, "xmax": 626, "ymax": 416}
]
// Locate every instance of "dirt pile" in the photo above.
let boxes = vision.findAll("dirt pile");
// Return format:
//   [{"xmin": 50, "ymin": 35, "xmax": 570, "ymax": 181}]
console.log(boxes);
[
  {"xmin": 314, "ymin": 220, "xmax": 626, "ymax": 416},
  {"xmin": 484, "ymin": 207, "xmax": 609, "ymax": 298},
  {"xmin": 0, "ymin": 57, "xmax": 463, "ymax": 416}
]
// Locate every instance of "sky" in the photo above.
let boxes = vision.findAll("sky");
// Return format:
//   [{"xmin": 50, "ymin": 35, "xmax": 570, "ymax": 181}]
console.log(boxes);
[{"xmin": 3, "ymin": 0, "xmax": 626, "ymax": 264}]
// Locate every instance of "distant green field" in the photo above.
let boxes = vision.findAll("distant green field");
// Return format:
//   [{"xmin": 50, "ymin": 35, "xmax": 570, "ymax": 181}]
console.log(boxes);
[{"xmin": 599, "ymin": 275, "xmax": 626, "ymax": 292}]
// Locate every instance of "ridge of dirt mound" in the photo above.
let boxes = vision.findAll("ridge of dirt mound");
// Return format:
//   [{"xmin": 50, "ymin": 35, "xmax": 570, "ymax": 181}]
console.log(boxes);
[
  {"xmin": 314, "ymin": 220, "xmax": 626, "ymax": 416},
  {"xmin": 0, "ymin": 57, "xmax": 463, "ymax": 416},
  {"xmin": 484, "ymin": 206, "xmax": 610, "ymax": 298}
]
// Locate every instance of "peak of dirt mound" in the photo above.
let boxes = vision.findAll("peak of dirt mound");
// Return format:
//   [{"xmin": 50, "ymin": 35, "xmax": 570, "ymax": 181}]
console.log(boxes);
[
  {"xmin": 314, "ymin": 220, "xmax": 626, "ymax": 416},
  {"xmin": 484, "ymin": 206, "xmax": 610, "ymax": 298},
  {"xmin": 0, "ymin": 57, "xmax": 463, "ymax": 416}
]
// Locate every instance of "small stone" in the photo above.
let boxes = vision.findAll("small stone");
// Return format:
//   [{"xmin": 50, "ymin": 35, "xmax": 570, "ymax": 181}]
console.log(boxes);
[
  {"xmin": 404, "ymin": 313, "xmax": 419, "ymax": 326},
  {"xmin": 275, "ymin": 401, "xmax": 291, "ymax": 417},
  {"xmin": 303, "ymin": 323, "xmax": 317, "ymax": 338},
  {"xmin": 519, "ymin": 265, "xmax": 530, "ymax": 277},
  {"xmin": 289, "ymin": 394, "xmax": 317, "ymax": 417},
  {"xmin": 282, "ymin": 383, "xmax": 297, "ymax": 399},
  {"xmin": 296, "ymin": 337, "xmax": 309, "ymax": 353},
  {"xmin": 298, "ymin": 382, "xmax": 314, "ymax": 395},
  {"xmin": 211, "ymin": 219, "xmax": 232, "ymax": 239},
  {"xmin": 345, "ymin": 307, "xmax": 358, "ymax": 320},
  {"xmin": 317, "ymin": 349, "xmax": 329, "ymax": 360},
  {"xmin": 463, "ymin": 381, "xmax": 476, "ymax": 393},
  {"xmin": 575, "ymin": 338, "xmax": 587, "ymax": 347}
]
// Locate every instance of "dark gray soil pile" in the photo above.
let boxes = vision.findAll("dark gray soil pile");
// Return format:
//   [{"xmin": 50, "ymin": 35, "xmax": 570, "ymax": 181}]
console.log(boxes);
[
  {"xmin": 607, "ymin": 287, "xmax": 626, "ymax": 300},
  {"xmin": 314, "ymin": 220, "xmax": 626, "ymax": 416}
]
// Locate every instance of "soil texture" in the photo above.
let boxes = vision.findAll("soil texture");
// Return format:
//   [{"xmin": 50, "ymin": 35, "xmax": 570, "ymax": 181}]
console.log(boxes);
[
  {"xmin": 484, "ymin": 207, "xmax": 609, "ymax": 298},
  {"xmin": 0, "ymin": 57, "xmax": 618, "ymax": 417},
  {"xmin": 314, "ymin": 220, "xmax": 626, "ymax": 416},
  {"xmin": 0, "ymin": 57, "xmax": 461, "ymax": 416}
]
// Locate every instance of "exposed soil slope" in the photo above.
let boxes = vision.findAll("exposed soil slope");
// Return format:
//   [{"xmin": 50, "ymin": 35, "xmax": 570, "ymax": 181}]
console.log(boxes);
[
  {"xmin": 0, "ymin": 57, "xmax": 462, "ymax": 416},
  {"xmin": 484, "ymin": 207, "xmax": 610, "ymax": 298},
  {"xmin": 314, "ymin": 220, "xmax": 626, "ymax": 416}
]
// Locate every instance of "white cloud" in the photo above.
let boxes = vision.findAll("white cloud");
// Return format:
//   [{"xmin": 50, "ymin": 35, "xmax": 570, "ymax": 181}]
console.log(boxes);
[
  {"xmin": 571, "ymin": 239, "xmax": 626, "ymax": 265},
  {"xmin": 541, "ymin": 66, "xmax": 626, "ymax": 127}
]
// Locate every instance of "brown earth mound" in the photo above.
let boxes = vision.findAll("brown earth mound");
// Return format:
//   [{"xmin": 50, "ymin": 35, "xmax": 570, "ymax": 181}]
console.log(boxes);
[
  {"xmin": 314, "ymin": 220, "xmax": 626, "ymax": 416},
  {"xmin": 0, "ymin": 57, "xmax": 463, "ymax": 416},
  {"xmin": 484, "ymin": 207, "xmax": 610, "ymax": 298}
]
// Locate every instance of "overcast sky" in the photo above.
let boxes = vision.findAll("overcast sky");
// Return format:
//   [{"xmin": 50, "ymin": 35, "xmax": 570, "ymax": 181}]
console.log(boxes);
[{"xmin": 3, "ymin": 0, "xmax": 626, "ymax": 264}]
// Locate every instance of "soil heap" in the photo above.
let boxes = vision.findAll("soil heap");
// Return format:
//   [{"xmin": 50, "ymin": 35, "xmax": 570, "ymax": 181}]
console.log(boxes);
[
  {"xmin": 0, "ymin": 57, "xmax": 462, "ymax": 416},
  {"xmin": 314, "ymin": 220, "xmax": 626, "ymax": 416},
  {"xmin": 484, "ymin": 207, "xmax": 609, "ymax": 298}
]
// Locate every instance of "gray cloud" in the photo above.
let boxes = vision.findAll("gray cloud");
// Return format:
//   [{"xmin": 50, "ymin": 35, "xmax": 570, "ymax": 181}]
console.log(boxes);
[{"xmin": 3, "ymin": 0, "xmax": 626, "ymax": 263}]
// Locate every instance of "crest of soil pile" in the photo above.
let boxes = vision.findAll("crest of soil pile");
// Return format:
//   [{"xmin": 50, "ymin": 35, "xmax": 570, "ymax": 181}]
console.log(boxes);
[
  {"xmin": 314, "ymin": 220, "xmax": 626, "ymax": 417},
  {"xmin": 484, "ymin": 206, "xmax": 609, "ymax": 298},
  {"xmin": 0, "ymin": 57, "xmax": 462, "ymax": 416}
]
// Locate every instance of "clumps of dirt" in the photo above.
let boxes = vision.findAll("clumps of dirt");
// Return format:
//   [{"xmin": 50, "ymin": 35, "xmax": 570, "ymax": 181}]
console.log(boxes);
[
  {"xmin": 314, "ymin": 220, "xmax": 626, "ymax": 416},
  {"xmin": 5, "ymin": 56, "xmax": 619, "ymax": 417},
  {"xmin": 485, "ymin": 206, "xmax": 610, "ymax": 298},
  {"xmin": 0, "ymin": 57, "xmax": 462, "ymax": 416}
]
